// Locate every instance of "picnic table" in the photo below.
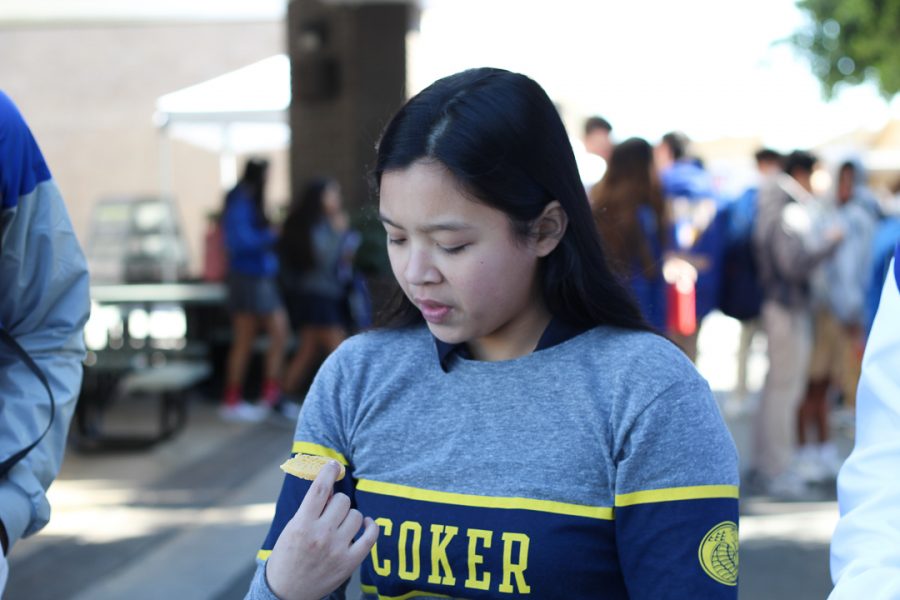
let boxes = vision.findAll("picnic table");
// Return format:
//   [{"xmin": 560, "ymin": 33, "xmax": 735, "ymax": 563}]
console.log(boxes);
[{"xmin": 75, "ymin": 281, "xmax": 228, "ymax": 450}]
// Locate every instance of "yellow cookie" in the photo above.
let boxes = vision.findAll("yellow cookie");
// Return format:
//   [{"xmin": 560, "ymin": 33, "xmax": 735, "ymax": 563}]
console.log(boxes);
[{"xmin": 280, "ymin": 454, "xmax": 345, "ymax": 481}]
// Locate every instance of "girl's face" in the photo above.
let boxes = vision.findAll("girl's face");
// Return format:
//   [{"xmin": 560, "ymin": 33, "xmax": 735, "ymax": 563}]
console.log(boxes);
[
  {"xmin": 379, "ymin": 161, "xmax": 553, "ymax": 361},
  {"xmin": 322, "ymin": 183, "xmax": 343, "ymax": 215}
]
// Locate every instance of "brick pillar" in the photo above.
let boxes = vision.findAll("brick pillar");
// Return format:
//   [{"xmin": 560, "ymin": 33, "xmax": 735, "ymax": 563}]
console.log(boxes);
[{"xmin": 287, "ymin": 0, "xmax": 409, "ymax": 211}]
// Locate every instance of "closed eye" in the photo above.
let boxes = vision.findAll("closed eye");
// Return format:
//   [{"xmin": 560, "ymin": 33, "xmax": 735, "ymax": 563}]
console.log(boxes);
[
  {"xmin": 439, "ymin": 244, "xmax": 468, "ymax": 255},
  {"xmin": 387, "ymin": 236, "xmax": 406, "ymax": 246}
]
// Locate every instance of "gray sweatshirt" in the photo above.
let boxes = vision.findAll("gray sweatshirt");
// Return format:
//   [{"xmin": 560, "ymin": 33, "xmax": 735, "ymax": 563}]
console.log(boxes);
[
  {"xmin": 246, "ymin": 325, "xmax": 739, "ymax": 599},
  {"xmin": 754, "ymin": 173, "xmax": 841, "ymax": 309}
]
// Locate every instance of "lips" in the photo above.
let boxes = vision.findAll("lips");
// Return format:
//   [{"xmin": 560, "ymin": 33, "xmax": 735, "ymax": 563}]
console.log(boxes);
[{"xmin": 415, "ymin": 299, "xmax": 452, "ymax": 324}]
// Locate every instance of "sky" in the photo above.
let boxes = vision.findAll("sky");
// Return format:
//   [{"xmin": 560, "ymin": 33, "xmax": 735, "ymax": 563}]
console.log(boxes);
[{"xmin": 409, "ymin": 0, "xmax": 900, "ymax": 151}]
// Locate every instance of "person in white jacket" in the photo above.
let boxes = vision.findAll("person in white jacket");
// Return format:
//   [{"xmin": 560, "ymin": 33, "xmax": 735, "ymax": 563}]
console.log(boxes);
[
  {"xmin": 0, "ymin": 90, "xmax": 90, "ymax": 596},
  {"xmin": 829, "ymin": 243, "xmax": 900, "ymax": 599}
]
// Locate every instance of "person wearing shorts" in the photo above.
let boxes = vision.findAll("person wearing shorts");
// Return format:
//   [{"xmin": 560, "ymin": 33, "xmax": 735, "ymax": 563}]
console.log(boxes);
[
  {"xmin": 220, "ymin": 158, "xmax": 289, "ymax": 422},
  {"xmin": 277, "ymin": 178, "xmax": 360, "ymax": 409}
]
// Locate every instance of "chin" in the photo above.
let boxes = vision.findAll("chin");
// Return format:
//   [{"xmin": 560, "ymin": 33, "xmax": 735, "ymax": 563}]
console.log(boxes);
[{"xmin": 426, "ymin": 322, "xmax": 467, "ymax": 345}]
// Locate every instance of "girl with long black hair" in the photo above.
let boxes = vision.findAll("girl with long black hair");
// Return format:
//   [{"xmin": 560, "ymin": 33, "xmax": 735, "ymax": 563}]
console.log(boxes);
[
  {"xmin": 277, "ymin": 178, "xmax": 359, "ymax": 412},
  {"xmin": 246, "ymin": 68, "xmax": 739, "ymax": 600}
]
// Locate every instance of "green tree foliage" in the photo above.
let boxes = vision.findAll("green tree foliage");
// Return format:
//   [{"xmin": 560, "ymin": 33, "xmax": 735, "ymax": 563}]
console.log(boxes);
[{"xmin": 792, "ymin": 0, "xmax": 900, "ymax": 98}]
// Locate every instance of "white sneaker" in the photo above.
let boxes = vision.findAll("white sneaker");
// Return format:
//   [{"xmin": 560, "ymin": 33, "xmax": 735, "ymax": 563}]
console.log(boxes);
[
  {"xmin": 273, "ymin": 401, "xmax": 302, "ymax": 421},
  {"xmin": 817, "ymin": 442, "xmax": 844, "ymax": 479},
  {"xmin": 792, "ymin": 446, "xmax": 828, "ymax": 484},
  {"xmin": 723, "ymin": 396, "xmax": 746, "ymax": 419},
  {"xmin": 219, "ymin": 401, "xmax": 269, "ymax": 423},
  {"xmin": 766, "ymin": 470, "xmax": 809, "ymax": 500}
]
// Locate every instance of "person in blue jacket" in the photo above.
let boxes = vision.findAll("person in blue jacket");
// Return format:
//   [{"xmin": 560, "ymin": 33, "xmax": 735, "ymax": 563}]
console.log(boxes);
[
  {"xmin": 829, "ymin": 244, "xmax": 900, "ymax": 598},
  {"xmin": 654, "ymin": 131, "xmax": 727, "ymax": 361},
  {"xmin": 220, "ymin": 158, "xmax": 289, "ymax": 422},
  {"xmin": 0, "ymin": 91, "xmax": 90, "ymax": 594}
]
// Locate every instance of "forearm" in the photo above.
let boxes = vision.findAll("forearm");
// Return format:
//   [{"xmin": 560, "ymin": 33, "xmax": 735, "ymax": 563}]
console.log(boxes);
[
  {"xmin": 0, "ymin": 341, "xmax": 83, "ymax": 547},
  {"xmin": 246, "ymin": 562, "xmax": 347, "ymax": 600},
  {"xmin": 0, "ymin": 484, "xmax": 32, "ymax": 553}
]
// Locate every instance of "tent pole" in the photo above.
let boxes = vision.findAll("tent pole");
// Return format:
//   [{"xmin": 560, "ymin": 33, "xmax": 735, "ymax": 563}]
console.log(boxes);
[
  {"xmin": 158, "ymin": 121, "xmax": 179, "ymax": 283},
  {"xmin": 220, "ymin": 123, "xmax": 238, "ymax": 190},
  {"xmin": 158, "ymin": 121, "xmax": 174, "ymax": 201}
]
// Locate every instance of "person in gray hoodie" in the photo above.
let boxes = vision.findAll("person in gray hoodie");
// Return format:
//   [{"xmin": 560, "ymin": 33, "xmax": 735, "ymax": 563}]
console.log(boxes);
[{"xmin": 750, "ymin": 150, "xmax": 844, "ymax": 498}]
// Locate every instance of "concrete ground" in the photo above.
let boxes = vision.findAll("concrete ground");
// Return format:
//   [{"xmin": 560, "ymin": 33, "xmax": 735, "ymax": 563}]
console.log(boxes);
[{"xmin": 5, "ymin": 312, "xmax": 849, "ymax": 599}]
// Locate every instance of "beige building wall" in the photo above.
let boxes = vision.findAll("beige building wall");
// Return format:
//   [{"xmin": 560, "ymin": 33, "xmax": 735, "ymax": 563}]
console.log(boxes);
[{"xmin": 0, "ymin": 20, "xmax": 288, "ymax": 277}]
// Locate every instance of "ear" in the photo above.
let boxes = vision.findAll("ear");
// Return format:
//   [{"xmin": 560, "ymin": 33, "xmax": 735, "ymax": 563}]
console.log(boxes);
[{"xmin": 532, "ymin": 200, "xmax": 568, "ymax": 257}]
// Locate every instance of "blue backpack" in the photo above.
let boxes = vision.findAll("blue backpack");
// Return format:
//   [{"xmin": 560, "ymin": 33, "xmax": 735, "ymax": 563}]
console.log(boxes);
[{"xmin": 718, "ymin": 188, "xmax": 764, "ymax": 321}]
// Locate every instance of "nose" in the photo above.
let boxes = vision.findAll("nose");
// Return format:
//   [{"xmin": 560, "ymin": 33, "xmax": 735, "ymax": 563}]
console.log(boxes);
[{"xmin": 404, "ymin": 247, "xmax": 442, "ymax": 286}]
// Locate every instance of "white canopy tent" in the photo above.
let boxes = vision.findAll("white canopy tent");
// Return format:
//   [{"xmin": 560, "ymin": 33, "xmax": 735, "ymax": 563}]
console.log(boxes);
[{"xmin": 154, "ymin": 54, "xmax": 291, "ymax": 191}]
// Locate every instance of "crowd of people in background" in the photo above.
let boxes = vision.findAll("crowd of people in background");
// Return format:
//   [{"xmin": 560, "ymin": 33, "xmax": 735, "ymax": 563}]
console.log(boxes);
[
  {"xmin": 216, "ymin": 161, "xmax": 369, "ymax": 424},
  {"xmin": 579, "ymin": 115, "xmax": 900, "ymax": 500},
  {"xmin": 211, "ymin": 110, "xmax": 900, "ymax": 500},
  {"xmin": 5, "ymin": 65, "xmax": 900, "ymax": 597}
]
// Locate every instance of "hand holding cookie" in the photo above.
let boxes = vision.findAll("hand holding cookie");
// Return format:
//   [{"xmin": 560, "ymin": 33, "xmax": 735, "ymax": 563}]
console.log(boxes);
[{"xmin": 265, "ymin": 460, "xmax": 378, "ymax": 600}]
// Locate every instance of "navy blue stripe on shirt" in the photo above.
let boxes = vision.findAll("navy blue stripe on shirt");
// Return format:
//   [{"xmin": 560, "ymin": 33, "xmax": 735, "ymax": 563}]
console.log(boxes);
[
  {"xmin": 434, "ymin": 317, "xmax": 587, "ymax": 371},
  {"xmin": 356, "ymin": 479, "xmax": 622, "ymax": 599},
  {"xmin": 615, "ymin": 497, "xmax": 739, "ymax": 597}
]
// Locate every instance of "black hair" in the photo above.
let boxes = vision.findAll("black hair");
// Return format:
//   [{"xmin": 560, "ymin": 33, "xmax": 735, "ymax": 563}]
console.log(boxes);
[
  {"xmin": 838, "ymin": 160, "xmax": 857, "ymax": 177},
  {"xmin": 279, "ymin": 176, "xmax": 336, "ymax": 272},
  {"xmin": 226, "ymin": 157, "xmax": 270, "ymax": 225},
  {"xmin": 590, "ymin": 137, "xmax": 666, "ymax": 277},
  {"xmin": 584, "ymin": 116, "xmax": 612, "ymax": 136},
  {"xmin": 754, "ymin": 147, "xmax": 783, "ymax": 165},
  {"xmin": 783, "ymin": 150, "xmax": 817, "ymax": 177},
  {"xmin": 372, "ymin": 67, "xmax": 650, "ymax": 333},
  {"xmin": 661, "ymin": 131, "xmax": 690, "ymax": 161}
]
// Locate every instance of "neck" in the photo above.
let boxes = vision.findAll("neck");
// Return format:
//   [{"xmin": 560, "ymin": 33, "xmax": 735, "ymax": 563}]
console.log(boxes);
[{"xmin": 466, "ymin": 298, "xmax": 552, "ymax": 362}]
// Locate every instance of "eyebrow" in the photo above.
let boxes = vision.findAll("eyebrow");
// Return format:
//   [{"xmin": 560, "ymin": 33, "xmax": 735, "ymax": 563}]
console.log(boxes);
[{"xmin": 378, "ymin": 213, "xmax": 474, "ymax": 234}]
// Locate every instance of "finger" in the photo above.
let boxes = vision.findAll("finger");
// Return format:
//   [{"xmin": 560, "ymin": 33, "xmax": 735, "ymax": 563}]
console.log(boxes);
[
  {"xmin": 336, "ymin": 508, "xmax": 363, "ymax": 542},
  {"xmin": 295, "ymin": 460, "xmax": 342, "ymax": 522},
  {"xmin": 320, "ymin": 492, "xmax": 352, "ymax": 529},
  {"xmin": 348, "ymin": 516, "xmax": 379, "ymax": 564}
]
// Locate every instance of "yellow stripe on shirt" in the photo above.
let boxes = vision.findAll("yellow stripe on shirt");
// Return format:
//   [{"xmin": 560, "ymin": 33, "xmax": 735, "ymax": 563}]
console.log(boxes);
[
  {"xmin": 615, "ymin": 484, "xmax": 739, "ymax": 507},
  {"xmin": 256, "ymin": 549, "xmax": 272, "ymax": 561},
  {"xmin": 290, "ymin": 441, "xmax": 349, "ymax": 465},
  {"xmin": 356, "ymin": 478, "xmax": 614, "ymax": 520}
]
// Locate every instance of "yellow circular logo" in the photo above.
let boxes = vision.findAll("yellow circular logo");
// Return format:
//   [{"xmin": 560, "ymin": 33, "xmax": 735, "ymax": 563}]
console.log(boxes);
[{"xmin": 698, "ymin": 521, "xmax": 739, "ymax": 586}]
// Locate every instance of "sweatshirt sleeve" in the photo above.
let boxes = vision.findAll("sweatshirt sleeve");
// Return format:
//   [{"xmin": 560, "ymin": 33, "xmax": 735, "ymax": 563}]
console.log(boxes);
[
  {"xmin": 0, "ymin": 180, "xmax": 90, "ymax": 549},
  {"xmin": 829, "ymin": 252, "xmax": 900, "ymax": 599},
  {"xmin": 613, "ymin": 376, "xmax": 740, "ymax": 599},
  {"xmin": 0, "ymin": 92, "xmax": 90, "ymax": 551},
  {"xmin": 246, "ymin": 347, "xmax": 357, "ymax": 600},
  {"xmin": 223, "ymin": 196, "xmax": 276, "ymax": 258}
]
